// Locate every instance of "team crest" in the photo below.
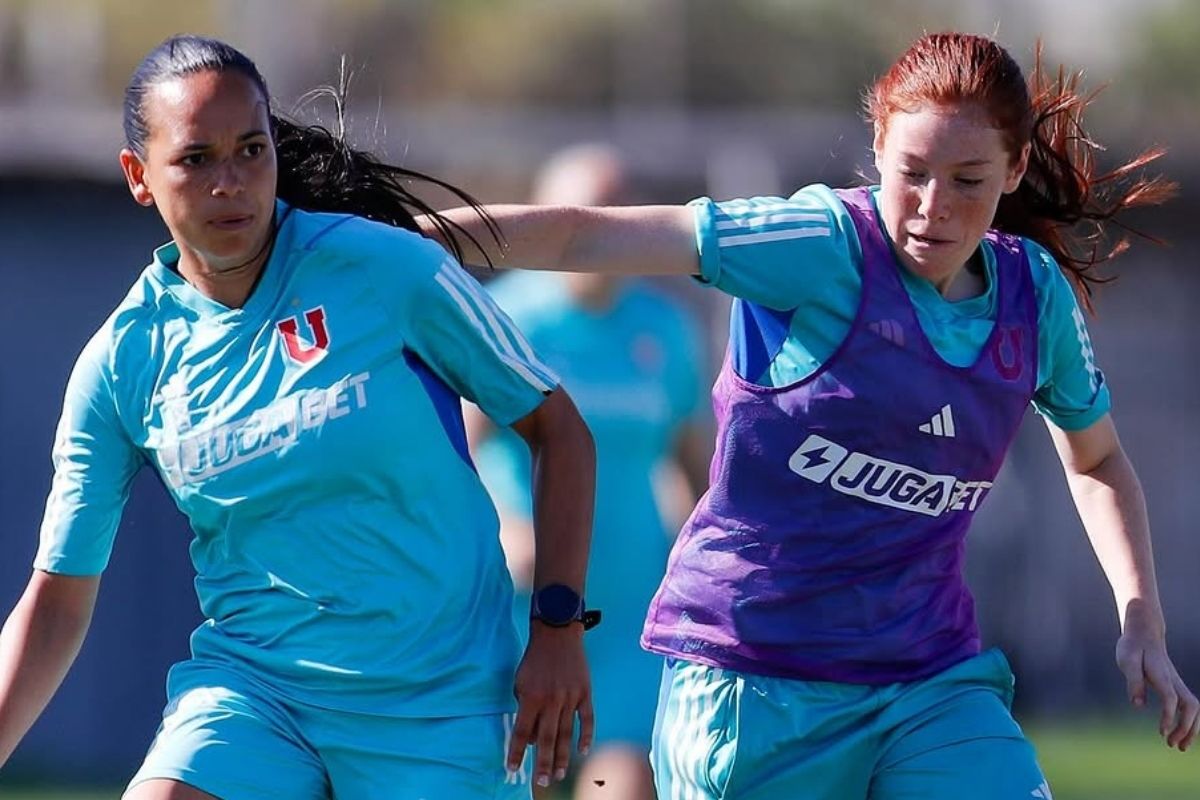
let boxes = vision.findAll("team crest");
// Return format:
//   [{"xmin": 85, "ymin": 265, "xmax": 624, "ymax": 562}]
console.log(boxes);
[
  {"xmin": 992, "ymin": 325, "xmax": 1023, "ymax": 381},
  {"xmin": 277, "ymin": 306, "xmax": 330, "ymax": 364}
]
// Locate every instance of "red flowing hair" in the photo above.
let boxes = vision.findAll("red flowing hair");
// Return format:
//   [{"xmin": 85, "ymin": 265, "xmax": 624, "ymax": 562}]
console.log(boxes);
[{"xmin": 865, "ymin": 32, "xmax": 1176, "ymax": 311}]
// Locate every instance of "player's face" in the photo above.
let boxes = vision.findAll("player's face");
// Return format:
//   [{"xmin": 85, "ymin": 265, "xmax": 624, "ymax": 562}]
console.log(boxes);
[
  {"xmin": 873, "ymin": 103, "xmax": 1028, "ymax": 294},
  {"xmin": 122, "ymin": 70, "xmax": 277, "ymax": 275}
]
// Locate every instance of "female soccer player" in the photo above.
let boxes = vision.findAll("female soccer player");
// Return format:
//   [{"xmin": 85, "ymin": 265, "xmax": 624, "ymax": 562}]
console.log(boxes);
[
  {"xmin": 0, "ymin": 35, "xmax": 596, "ymax": 799},
  {"xmin": 427, "ymin": 32, "xmax": 1199, "ymax": 800},
  {"xmin": 470, "ymin": 144, "xmax": 709, "ymax": 800}
]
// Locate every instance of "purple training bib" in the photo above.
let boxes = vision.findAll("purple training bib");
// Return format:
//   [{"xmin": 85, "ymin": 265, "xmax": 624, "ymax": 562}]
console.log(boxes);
[{"xmin": 642, "ymin": 186, "xmax": 1038, "ymax": 683}]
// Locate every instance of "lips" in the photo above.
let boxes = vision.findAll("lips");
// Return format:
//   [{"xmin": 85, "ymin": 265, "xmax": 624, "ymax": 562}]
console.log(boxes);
[
  {"xmin": 210, "ymin": 214, "xmax": 255, "ymax": 231},
  {"xmin": 909, "ymin": 232, "xmax": 952, "ymax": 246}
]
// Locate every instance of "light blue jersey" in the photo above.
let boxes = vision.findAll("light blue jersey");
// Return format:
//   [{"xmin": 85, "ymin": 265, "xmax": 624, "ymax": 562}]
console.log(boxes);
[
  {"xmin": 475, "ymin": 272, "xmax": 703, "ymax": 745},
  {"xmin": 36, "ymin": 203, "xmax": 557, "ymax": 718},
  {"xmin": 691, "ymin": 183, "xmax": 1109, "ymax": 430}
]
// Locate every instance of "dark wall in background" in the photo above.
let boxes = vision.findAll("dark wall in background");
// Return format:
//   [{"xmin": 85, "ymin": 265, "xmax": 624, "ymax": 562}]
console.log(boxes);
[{"xmin": 0, "ymin": 182, "xmax": 200, "ymax": 784}]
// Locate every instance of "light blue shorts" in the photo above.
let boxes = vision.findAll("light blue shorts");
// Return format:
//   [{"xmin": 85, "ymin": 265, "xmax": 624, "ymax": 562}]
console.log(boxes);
[
  {"xmin": 128, "ymin": 660, "xmax": 532, "ymax": 800},
  {"xmin": 651, "ymin": 648, "xmax": 1050, "ymax": 800}
]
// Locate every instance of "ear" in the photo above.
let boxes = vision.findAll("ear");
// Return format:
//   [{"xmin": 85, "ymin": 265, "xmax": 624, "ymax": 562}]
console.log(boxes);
[
  {"xmin": 119, "ymin": 148, "xmax": 155, "ymax": 207},
  {"xmin": 872, "ymin": 120, "xmax": 886, "ymax": 168},
  {"xmin": 1004, "ymin": 142, "xmax": 1031, "ymax": 194}
]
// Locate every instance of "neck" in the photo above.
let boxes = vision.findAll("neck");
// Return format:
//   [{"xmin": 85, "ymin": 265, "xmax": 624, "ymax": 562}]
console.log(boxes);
[
  {"xmin": 937, "ymin": 250, "xmax": 987, "ymax": 301},
  {"xmin": 176, "ymin": 245, "xmax": 271, "ymax": 309},
  {"xmin": 174, "ymin": 217, "xmax": 278, "ymax": 309}
]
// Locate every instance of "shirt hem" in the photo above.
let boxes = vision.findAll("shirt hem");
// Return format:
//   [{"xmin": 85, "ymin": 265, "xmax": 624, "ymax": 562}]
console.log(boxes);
[{"xmin": 641, "ymin": 636, "xmax": 980, "ymax": 686}]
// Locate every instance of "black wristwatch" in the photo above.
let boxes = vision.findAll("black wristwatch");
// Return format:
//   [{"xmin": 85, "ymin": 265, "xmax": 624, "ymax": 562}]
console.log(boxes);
[{"xmin": 530, "ymin": 583, "xmax": 601, "ymax": 630}]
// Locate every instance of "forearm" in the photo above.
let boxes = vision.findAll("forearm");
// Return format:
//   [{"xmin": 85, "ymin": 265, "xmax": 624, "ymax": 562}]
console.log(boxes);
[
  {"xmin": 1067, "ymin": 448, "xmax": 1163, "ymax": 632},
  {"xmin": 0, "ymin": 571, "xmax": 97, "ymax": 765},
  {"xmin": 525, "ymin": 395, "xmax": 596, "ymax": 593},
  {"xmin": 424, "ymin": 204, "xmax": 699, "ymax": 276}
]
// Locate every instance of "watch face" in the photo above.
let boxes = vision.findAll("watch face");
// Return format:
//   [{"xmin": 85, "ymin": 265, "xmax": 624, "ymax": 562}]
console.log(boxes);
[{"xmin": 535, "ymin": 584, "xmax": 582, "ymax": 625}]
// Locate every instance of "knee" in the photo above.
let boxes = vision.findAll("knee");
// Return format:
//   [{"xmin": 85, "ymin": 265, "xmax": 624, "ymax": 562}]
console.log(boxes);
[{"xmin": 575, "ymin": 743, "xmax": 656, "ymax": 800}]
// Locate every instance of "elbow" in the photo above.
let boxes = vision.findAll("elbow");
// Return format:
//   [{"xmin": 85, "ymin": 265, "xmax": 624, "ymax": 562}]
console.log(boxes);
[
  {"xmin": 572, "ymin": 408, "xmax": 596, "ymax": 471},
  {"xmin": 549, "ymin": 390, "xmax": 596, "ymax": 468},
  {"xmin": 1074, "ymin": 441, "xmax": 1130, "ymax": 482},
  {"xmin": 25, "ymin": 571, "xmax": 100, "ymax": 633},
  {"xmin": 519, "ymin": 388, "xmax": 595, "ymax": 470},
  {"xmin": 554, "ymin": 205, "xmax": 595, "ymax": 271}
]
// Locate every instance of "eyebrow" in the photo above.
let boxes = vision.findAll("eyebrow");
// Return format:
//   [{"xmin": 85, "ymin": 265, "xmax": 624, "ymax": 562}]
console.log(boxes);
[
  {"xmin": 179, "ymin": 129, "xmax": 270, "ymax": 151},
  {"xmin": 900, "ymin": 153, "xmax": 993, "ymax": 168}
]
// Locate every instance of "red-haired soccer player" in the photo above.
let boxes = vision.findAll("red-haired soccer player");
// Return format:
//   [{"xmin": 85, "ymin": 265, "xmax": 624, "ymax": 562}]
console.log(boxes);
[{"xmin": 429, "ymin": 32, "xmax": 1197, "ymax": 800}]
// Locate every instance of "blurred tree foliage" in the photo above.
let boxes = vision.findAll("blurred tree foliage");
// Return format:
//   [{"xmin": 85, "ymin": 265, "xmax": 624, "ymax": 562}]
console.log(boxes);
[
  {"xmin": 1128, "ymin": 0, "xmax": 1200, "ymax": 120},
  {"xmin": 7, "ymin": 0, "xmax": 1186, "ymax": 124},
  {"xmin": 345, "ymin": 0, "xmax": 964, "ymax": 111}
]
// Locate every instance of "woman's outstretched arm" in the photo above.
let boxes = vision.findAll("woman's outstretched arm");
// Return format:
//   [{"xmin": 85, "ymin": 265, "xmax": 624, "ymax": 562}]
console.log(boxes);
[{"xmin": 421, "ymin": 204, "xmax": 700, "ymax": 276}]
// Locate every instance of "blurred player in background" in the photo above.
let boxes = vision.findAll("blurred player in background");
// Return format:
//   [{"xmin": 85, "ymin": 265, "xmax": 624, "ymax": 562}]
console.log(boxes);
[
  {"xmin": 0, "ymin": 35, "xmax": 597, "ymax": 800},
  {"xmin": 427, "ymin": 31, "xmax": 1199, "ymax": 800},
  {"xmin": 469, "ymin": 144, "xmax": 710, "ymax": 800}
]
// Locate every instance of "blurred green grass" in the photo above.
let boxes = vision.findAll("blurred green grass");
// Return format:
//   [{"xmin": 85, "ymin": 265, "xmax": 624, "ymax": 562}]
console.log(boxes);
[
  {"xmin": 1, "ymin": 720, "xmax": 1194, "ymax": 800},
  {"xmin": 1026, "ymin": 720, "xmax": 1198, "ymax": 800}
]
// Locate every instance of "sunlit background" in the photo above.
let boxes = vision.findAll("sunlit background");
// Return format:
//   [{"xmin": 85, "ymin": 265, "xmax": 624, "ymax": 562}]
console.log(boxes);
[{"xmin": 1, "ymin": 1, "xmax": 1197, "ymax": 798}]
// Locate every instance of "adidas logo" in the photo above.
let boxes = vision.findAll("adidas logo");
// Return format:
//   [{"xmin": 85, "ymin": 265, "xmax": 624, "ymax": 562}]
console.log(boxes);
[
  {"xmin": 918, "ymin": 404, "xmax": 956, "ymax": 438},
  {"xmin": 1031, "ymin": 780, "xmax": 1054, "ymax": 799}
]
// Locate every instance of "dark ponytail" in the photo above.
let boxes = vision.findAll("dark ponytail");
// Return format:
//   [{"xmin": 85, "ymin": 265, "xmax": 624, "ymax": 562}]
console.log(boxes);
[{"xmin": 124, "ymin": 34, "xmax": 500, "ymax": 265}]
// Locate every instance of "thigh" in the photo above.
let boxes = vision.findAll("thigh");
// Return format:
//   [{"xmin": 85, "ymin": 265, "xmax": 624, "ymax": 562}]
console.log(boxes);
[
  {"xmin": 651, "ymin": 659, "xmax": 878, "ymax": 800},
  {"xmin": 871, "ymin": 650, "xmax": 1049, "ymax": 800},
  {"xmin": 575, "ymin": 744, "xmax": 656, "ymax": 800},
  {"xmin": 650, "ymin": 659, "xmax": 739, "ymax": 800},
  {"xmin": 870, "ymin": 736, "xmax": 1049, "ymax": 800},
  {"xmin": 306, "ymin": 708, "xmax": 532, "ymax": 800},
  {"xmin": 127, "ymin": 663, "xmax": 328, "ymax": 800}
]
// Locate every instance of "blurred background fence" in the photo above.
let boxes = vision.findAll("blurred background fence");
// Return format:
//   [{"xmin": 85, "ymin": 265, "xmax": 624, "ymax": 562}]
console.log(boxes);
[{"xmin": 0, "ymin": 0, "xmax": 1198, "ymax": 790}]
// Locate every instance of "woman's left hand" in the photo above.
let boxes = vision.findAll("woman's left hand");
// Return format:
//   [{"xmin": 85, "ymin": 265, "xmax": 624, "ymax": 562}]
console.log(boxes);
[
  {"xmin": 1115, "ymin": 610, "xmax": 1199, "ymax": 751},
  {"xmin": 507, "ymin": 622, "xmax": 594, "ymax": 787}
]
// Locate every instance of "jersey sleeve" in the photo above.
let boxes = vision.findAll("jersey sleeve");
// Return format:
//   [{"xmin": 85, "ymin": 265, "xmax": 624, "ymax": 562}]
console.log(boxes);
[
  {"xmin": 34, "ymin": 331, "xmax": 143, "ymax": 575},
  {"xmin": 1027, "ymin": 241, "xmax": 1112, "ymax": 430},
  {"xmin": 691, "ymin": 184, "xmax": 860, "ymax": 311},
  {"xmin": 377, "ymin": 235, "xmax": 560, "ymax": 426}
]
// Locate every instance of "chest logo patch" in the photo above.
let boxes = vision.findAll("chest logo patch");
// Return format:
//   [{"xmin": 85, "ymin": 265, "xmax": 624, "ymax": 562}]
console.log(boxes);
[
  {"xmin": 787, "ymin": 433, "xmax": 992, "ymax": 517},
  {"xmin": 277, "ymin": 306, "xmax": 330, "ymax": 364}
]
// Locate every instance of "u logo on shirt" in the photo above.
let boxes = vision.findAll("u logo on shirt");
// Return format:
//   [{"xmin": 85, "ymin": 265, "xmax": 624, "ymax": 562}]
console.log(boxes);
[
  {"xmin": 277, "ymin": 306, "xmax": 331, "ymax": 365},
  {"xmin": 991, "ymin": 325, "xmax": 1023, "ymax": 382}
]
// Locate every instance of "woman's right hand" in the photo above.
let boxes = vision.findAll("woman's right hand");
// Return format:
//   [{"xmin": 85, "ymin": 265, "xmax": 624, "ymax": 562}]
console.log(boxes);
[
  {"xmin": 1115, "ymin": 603, "xmax": 1200, "ymax": 752},
  {"xmin": 507, "ymin": 621, "xmax": 593, "ymax": 788}
]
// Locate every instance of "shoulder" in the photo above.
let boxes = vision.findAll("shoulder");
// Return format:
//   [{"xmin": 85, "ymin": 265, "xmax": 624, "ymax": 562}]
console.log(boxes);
[
  {"xmin": 101, "ymin": 269, "xmax": 169, "ymax": 367},
  {"xmin": 701, "ymin": 183, "xmax": 850, "ymax": 229},
  {"xmin": 1018, "ymin": 238, "xmax": 1083, "ymax": 324},
  {"xmin": 690, "ymin": 183, "xmax": 861, "ymax": 301},
  {"xmin": 66, "ymin": 269, "xmax": 164, "ymax": 404},
  {"xmin": 713, "ymin": 182, "xmax": 861, "ymax": 263},
  {"xmin": 286, "ymin": 207, "xmax": 451, "ymax": 278}
]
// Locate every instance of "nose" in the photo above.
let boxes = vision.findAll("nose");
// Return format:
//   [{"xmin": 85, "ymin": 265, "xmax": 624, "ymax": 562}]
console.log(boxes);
[
  {"xmin": 917, "ymin": 179, "xmax": 950, "ymax": 222},
  {"xmin": 210, "ymin": 158, "xmax": 245, "ymax": 197}
]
